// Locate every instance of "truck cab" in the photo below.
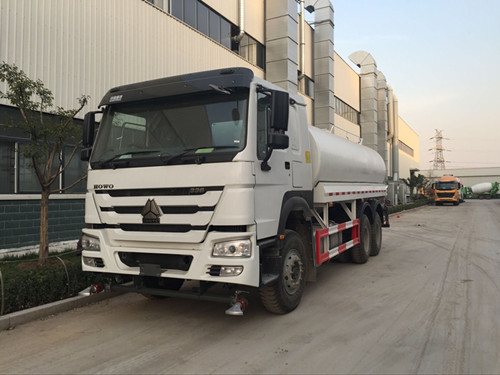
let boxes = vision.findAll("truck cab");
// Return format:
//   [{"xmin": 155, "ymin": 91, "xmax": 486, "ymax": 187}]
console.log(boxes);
[{"xmin": 433, "ymin": 175, "xmax": 463, "ymax": 205}]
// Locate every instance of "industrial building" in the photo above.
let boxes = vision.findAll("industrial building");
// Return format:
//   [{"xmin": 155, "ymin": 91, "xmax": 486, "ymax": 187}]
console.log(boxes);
[{"xmin": 0, "ymin": 0, "xmax": 419, "ymax": 249}]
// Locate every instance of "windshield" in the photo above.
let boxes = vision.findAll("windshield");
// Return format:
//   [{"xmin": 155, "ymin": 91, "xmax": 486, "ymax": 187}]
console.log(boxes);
[
  {"xmin": 436, "ymin": 182, "xmax": 457, "ymax": 190},
  {"xmin": 90, "ymin": 88, "xmax": 248, "ymax": 169}
]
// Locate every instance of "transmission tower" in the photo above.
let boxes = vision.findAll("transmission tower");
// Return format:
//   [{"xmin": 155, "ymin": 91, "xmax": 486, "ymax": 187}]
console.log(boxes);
[{"xmin": 429, "ymin": 129, "xmax": 448, "ymax": 169}]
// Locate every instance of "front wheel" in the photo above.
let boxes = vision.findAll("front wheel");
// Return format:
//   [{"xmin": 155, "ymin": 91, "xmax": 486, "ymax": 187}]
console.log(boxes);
[{"xmin": 260, "ymin": 230, "xmax": 306, "ymax": 314}]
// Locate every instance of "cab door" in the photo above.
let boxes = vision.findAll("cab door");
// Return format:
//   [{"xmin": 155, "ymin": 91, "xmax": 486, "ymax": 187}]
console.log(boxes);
[{"xmin": 254, "ymin": 90, "xmax": 292, "ymax": 240}]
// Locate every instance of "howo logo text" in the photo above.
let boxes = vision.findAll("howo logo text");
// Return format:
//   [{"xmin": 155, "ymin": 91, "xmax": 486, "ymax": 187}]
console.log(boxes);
[{"xmin": 94, "ymin": 184, "xmax": 114, "ymax": 189}]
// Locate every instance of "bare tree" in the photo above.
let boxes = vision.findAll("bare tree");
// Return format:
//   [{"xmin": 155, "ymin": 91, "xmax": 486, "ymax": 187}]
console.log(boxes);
[{"xmin": 0, "ymin": 62, "xmax": 89, "ymax": 265}]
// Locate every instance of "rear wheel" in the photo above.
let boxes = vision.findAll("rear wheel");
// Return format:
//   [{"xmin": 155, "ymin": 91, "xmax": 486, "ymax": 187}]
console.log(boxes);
[
  {"xmin": 370, "ymin": 214, "xmax": 382, "ymax": 256},
  {"xmin": 260, "ymin": 230, "xmax": 306, "ymax": 314},
  {"xmin": 351, "ymin": 214, "xmax": 371, "ymax": 264}
]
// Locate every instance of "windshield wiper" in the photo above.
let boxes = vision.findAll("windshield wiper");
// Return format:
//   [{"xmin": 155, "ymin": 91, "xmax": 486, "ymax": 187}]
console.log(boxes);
[
  {"xmin": 97, "ymin": 150, "xmax": 160, "ymax": 167},
  {"xmin": 161, "ymin": 146, "xmax": 239, "ymax": 165},
  {"xmin": 209, "ymin": 84, "xmax": 232, "ymax": 95}
]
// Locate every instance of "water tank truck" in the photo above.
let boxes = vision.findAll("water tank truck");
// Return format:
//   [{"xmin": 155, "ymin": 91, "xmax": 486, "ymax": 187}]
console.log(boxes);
[{"xmin": 79, "ymin": 67, "xmax": 389, "ymax": 315}]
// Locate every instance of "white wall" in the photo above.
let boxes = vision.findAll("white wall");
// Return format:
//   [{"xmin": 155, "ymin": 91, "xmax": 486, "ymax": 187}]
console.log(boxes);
[
  {"xmin": 421, "ymin": 167, "xmax": 500, "ymax": 187},
  {"xmin": 334, "ymin": 52, "xmax": 360, "ymax": 112}
]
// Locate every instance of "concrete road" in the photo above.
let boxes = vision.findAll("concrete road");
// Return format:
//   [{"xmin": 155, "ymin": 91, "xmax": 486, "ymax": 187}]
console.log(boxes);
[{"xmin": 1, "ymin": 200, "xmax": 499, "ymax": 374}]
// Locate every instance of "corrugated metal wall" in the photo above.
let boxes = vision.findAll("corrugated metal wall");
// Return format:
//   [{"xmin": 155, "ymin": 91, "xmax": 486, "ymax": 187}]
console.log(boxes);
[{"xmin": 0, "ymin": 0, "xmax": 263, "ymax": 116}]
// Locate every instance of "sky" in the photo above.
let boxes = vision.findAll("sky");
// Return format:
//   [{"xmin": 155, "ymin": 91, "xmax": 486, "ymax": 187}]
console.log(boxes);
[{"xmin": 328, "ymin": 0, "xmax": 500, "ymax": 170}]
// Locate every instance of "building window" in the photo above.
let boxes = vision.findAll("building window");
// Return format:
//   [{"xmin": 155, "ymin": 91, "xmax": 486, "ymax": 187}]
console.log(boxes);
[
  {"xmin": 147, "ymin": 0, "xmax": 165, "ymax": 9},
  {"xmin": 238, "ymin": 34, "xmax": 265, "ymax": 69},
  {"xmin": 209, "ymin": 9, "xmax": 220, "ymax": 41},
  {"xmin": 62, "ymin": 147, "xmax": 87, "ymax": 193},
  {"xmin": 18, "ymin": 146, "xmax": 47, "ymax": 193},
  {"xmin": 301, "ymin": 75, "xmax": 314, "ymax": 99},
  {"xmin": 0, "ymin": 141, "xmax": 15, "ymax": 194},
  {"xmin": 399, "ymin": 140, "xmax": 414, "ymax": 157},
  {"xmin": 171, "ymin": 0, "xmax": 183, "ymax": 19},
  {"xmin": 334, "ymin": 97, "xmax": 360, "ymax": 125},
  {"xmin": 166, "ymin": 0, "xmax": 265, "ymax": 69},
  {"xmin": 220, "ymin": 17, "xmax": 231, "ymax": 49},
  {"xmin": 184, "ymin": 0, "xmax": 197, "ymax": 28},
  {"xmin": 0, "ymin": 138, "xmax": 86, "ymax": 195},
  {"xmin": 197, "ymin": 2, "xmax": 209, "ymax": 35}
]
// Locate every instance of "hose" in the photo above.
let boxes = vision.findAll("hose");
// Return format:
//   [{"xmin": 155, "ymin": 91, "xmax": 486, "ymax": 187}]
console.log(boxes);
[
  {"xmin": 0, "ymin": 269, "xmax": 4, "ymax": 316},
  {"xmin": 56, "ymin": 256, "xmax": 70, "ymax": 297}
]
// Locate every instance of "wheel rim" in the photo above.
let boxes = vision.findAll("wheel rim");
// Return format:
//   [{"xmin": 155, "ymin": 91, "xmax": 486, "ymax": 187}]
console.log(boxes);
[{"xmin": 283, "ymin": 249, "xmax": 303, "ymax": 295}]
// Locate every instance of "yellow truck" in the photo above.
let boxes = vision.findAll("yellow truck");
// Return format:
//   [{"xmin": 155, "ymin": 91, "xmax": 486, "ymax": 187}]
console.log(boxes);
[{"xmin": 433, "ymin": 175, "xmax": 464, "ymax": 206}]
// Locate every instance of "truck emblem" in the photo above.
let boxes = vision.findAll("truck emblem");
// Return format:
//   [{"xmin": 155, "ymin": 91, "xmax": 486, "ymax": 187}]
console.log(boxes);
[
  {"xmin": 141, "ymin": 199, "xmax": 162, "ymax": 224},
  {"xmin": 109, "ymin": 94, "xmax": 123, "ymax": 103}
]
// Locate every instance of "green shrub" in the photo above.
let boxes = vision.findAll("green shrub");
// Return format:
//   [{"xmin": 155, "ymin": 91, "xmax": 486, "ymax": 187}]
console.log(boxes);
[
  {"xmin": 388, "ymin": 198, "xmax": 433, "ymax": 214},
  {"xmin": 0, "ymin": 252, "xmax": 105, "ymax": 315}
]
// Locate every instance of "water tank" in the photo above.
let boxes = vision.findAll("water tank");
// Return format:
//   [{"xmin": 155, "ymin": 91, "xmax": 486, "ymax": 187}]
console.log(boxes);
[
  {"xmin": 471, "ymin": 182, "xmax": 493, "ymax": 194},
  {"xmin": 309, "ymin": 126, "xmax": 387, "ymax": 185}
]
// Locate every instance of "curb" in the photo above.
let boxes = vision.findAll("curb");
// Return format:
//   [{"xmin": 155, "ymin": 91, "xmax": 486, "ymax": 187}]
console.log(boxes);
[{"xmin": 0, "ymin": 290, "xmax": 121, "ymax": 331}]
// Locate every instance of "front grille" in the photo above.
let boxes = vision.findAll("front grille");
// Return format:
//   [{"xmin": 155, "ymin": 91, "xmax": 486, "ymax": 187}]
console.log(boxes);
[
  {"xmin": 95, "ymin": 186, "xmax": 223, "ymax": 197},
  {"xmin": 101, "ymin": 205, "xmax": 215, "ymax": 214},
  {"xmin": 119, "ymin": 224, "xmax": 206, "ymax": 232},
  {"xmin": 437, "ymin": 192, "xmax": 455, "ymax": 198},
  {"xmin": 118, "ymin": 252, "xmax": 193, "ymax": 271}
]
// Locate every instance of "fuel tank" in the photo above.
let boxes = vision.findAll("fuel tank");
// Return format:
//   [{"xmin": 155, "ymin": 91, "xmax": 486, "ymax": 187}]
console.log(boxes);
[{"xmin": 308, "ymin": 126, "xmax": 387, "ymax": 185}]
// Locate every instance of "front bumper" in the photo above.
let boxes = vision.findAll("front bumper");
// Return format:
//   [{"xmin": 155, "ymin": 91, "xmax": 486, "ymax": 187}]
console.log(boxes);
[{"xmin": 81, "ymin": 228, "xmax": 260, "ymax": 287}]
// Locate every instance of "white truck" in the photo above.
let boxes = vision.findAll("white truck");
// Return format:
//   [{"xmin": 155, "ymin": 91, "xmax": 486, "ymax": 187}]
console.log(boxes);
[{"xmin": 80, "ymin": 67, "xmax": 389, "ymax": 315}]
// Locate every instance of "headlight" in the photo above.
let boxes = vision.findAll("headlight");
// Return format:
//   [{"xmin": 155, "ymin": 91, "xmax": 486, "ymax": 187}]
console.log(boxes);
[
  {"xmin": 81, "ymin": 233, "xmax": 100, "ymax": 251},
  {"xmin": 213, "ymin": 239, "xmax": 251, "ymax": 257}
]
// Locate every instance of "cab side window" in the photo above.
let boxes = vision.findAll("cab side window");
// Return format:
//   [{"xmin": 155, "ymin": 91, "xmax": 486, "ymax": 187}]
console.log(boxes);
[{"xmin": 257, "ymin": 92, "xmax": 271, "ymax": 160}]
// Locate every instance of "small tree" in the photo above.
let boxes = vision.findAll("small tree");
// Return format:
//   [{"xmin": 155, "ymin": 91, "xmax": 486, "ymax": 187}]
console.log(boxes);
[
  {"xmin": 0, "ymin": 62, "xmax": 89, "ymax": 266},
  {"xmin": 402, "ymin": 173, "xmax": 429, "ymax": 200}
]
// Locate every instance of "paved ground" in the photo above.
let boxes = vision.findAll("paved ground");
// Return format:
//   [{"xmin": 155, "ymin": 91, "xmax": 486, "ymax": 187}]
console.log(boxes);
[{"xmin": 1, "ymin": 200, "xmax": 499, "ymax": 374}]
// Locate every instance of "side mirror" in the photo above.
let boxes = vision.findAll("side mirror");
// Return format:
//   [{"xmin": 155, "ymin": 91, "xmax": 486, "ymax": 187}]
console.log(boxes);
[
  {"xmin": 270, "ymin": 91, "xmax": 289, "ymax": 131},
  {"xmin": 269, "ymin": 133, "xmax": 289, "ymax": 149},
  {"xmin": 83, "ymin": 112, "xmax": 96, "ymax": 147},
  {"xmin": 81, "ymin": 111, "xmax": 99, "ymax": 161}
]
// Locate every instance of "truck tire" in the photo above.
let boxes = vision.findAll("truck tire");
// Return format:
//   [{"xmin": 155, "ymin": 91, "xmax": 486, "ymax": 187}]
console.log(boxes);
[
  {"xmin": 370, "ymin": 214, "xmax": 382, "ymax": 256},
  {"xmin": 351, "ymin": 214, "xmax": 371, "ymax": 264},
  {"xmin": 259, "ymin": 230, "xmax": 306, "ymax": 314}
]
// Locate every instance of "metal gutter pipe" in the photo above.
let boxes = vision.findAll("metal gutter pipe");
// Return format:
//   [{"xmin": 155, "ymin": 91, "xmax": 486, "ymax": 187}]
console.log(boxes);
[
  {"xmin": 299, "ymin": 0, "xmax": 306, "ymax": 80},
  {"xmin": 392, "ymin": 93, "xmax": 399, "ymax": 182},
  {"xmin": 232, "ymin": 0, "xmax": 245, "ymax": 43},
  {"xmin": 387, "ymin": 84, "xmax": 394, "ymax": 142}
]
